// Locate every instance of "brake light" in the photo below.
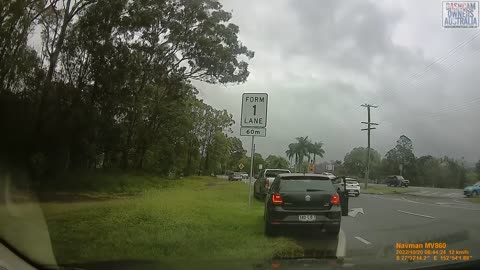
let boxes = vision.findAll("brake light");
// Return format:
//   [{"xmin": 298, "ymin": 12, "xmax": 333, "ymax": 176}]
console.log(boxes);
[
  {"xmin": 272, "ymin": 193, "xmax": 283, "ymax": 204},
  {"xmin": 265, "ymin": 179, "xmax": 269, "ymax": 187},
  {"xmin": 330, "ymin": 193, "xmax": 340, "ymax": 205}
]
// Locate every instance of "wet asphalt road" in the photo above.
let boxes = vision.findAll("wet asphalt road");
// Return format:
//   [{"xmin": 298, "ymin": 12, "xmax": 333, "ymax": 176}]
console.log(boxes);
[
  {"xmin": 225, "ymin": 175, "xmax": 480, "ymax": 267},
  {"xmin": 288, "ymin": 192, "xmax": 480, "ymax": 268},
  {"xmin": 368, "ymin": 183, "xmax": 466, "ymax": 199}
]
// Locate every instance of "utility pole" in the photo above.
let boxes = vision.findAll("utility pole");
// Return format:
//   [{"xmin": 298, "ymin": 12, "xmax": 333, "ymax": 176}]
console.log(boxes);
[{"xmin": 361, "ymin": 104, "xmax": 378, "ymax": 190}]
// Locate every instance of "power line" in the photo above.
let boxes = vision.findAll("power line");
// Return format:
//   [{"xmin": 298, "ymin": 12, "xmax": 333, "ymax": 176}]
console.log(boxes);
[
  {"xmin": 411, "ymin": 45, "xmax": 480, "ymax": 91},
  {"xmin": 380, "ymin": 30, "xmax": 480, "ymax": 102}
]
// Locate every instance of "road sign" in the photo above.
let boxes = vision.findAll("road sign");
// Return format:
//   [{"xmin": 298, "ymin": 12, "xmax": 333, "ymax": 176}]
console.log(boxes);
[
  {"xmin": 238, "ymin": 163, "xmax": 244, "ymax": 170},
  {"xmin": 259, "ymin": 164, "xmax": 263, "ymax": 170},
  {"xmin": 241, "ymin": 93, "xmax": 268, "ymax": 127},
  {"xmin": 240, "ymin": 93, "xmax": 268, "ymax": 210},
  {"xmin": 240, "ymin": 127, "xmax": 266, "ymax": 137}
]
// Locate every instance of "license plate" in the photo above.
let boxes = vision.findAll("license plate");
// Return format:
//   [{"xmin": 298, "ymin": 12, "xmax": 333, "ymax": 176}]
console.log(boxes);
[{"xmin": 298, "ymin": 215, "xmax": 316, "ymax": 222}]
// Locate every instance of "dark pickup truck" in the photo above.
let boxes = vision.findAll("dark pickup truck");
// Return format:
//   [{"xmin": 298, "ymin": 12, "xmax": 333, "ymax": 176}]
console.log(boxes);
[{"xmin": 386, "ymin": 175, "xmax": 409, "ymax": 187}]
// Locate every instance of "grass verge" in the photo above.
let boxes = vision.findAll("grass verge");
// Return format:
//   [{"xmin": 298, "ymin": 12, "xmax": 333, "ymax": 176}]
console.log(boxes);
[
  {"xmin": 362, "ymin": 186, "xmax": 410, "ymax": 194},
  {"xmin": 472, "ymin": 198, "xmax": 480, "ymax": 204},
  {"xmin": 39, "ymin": 171, "xmax": 188, "ymax": 194},
  {"xmin": 41, "ymin": 176, "xmax": 302, "ymax": 264}
]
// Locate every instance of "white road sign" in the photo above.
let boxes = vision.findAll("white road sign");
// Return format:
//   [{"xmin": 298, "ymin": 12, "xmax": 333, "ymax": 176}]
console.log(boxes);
[
  {"xmin": 240, "ymin": 127, "xmax": 266, "ymax": 137},
  {"xmin": 241, "ymin": 93, "xmax": 268, "ymax": 127}
]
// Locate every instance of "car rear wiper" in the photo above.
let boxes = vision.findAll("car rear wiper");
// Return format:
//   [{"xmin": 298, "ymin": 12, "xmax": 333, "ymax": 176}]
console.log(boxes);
[{"xmin": 306, "ymin": 189, "xmax": 325, "ymax": 192}]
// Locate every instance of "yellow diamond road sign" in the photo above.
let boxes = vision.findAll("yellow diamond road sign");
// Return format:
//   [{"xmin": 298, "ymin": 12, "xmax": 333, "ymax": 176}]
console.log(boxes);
[{"xmin": 238, "ymin": 163, "xmax": 244, "ymax": 170}]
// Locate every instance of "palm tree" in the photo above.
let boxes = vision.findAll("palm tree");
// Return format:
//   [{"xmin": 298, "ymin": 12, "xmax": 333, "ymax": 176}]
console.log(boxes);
[
  {"xmin": 287, "ymin": 137, "xmax": 320, "ymax": 172},
  {"xmin": 311, "ymin": 142, "xmax": 325, "ymax": 163},
  {"xmin": 307, "ymin": 141, "xmax": 314, "ymax": 163},
  {"xmin": 295, "ymin": 137, "xmax": 311, "ymax": 172},
  {"xmin": 286, "ymin": 143, "xmax": 298, "ymax": 172}
]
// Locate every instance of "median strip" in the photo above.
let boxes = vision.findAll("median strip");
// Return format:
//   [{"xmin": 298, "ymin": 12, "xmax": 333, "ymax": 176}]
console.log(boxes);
[{"xmin": 397, "ymin": 210, "xmax": 435, "ymax": 219}]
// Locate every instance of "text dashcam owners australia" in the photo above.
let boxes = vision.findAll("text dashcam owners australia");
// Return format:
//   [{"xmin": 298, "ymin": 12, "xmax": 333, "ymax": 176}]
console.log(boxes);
[{"xmin": 443, "ymin": 2, "xmax": 479, "ymax": 28}]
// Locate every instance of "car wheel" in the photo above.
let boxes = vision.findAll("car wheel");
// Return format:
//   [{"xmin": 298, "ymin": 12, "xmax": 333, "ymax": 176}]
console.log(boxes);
[
  {"xmin": 355, "ymin": 193, "xmax": 359, "ymax": 197},
  {"xmin": 473, "ymin": 191, "xmax": 478, "ymax": 197}
]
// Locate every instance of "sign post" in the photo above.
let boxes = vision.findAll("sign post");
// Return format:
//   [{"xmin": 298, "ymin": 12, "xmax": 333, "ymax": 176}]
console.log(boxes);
[
  {"xmin": 249, "ymin": 136, "xmax": 255, "ymax": 208},
  {"xmin": 240, "ymin": 93, "xmax": 268, "ymax": 209}
]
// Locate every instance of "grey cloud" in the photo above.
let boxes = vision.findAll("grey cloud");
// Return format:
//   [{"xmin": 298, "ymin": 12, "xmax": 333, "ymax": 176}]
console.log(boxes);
[{"xmin": 201, "ymin": 0, "xmax": 480, "ymax": 163}]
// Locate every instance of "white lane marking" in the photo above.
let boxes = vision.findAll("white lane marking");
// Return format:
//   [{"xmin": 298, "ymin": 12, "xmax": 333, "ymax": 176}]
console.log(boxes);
[
  {"xmin": 354, "ymin": 236, "xmax": 371, "ymax": 245},
  {"xmin": 402, "ymin": 197, "xmax": 421, "ymax": 204},
  {"xmin": 453, "ymin": 199, "xmax": 469, "ymax": 205},
  {"xmin": 397, "ymin": 210, "xmax": 435, "ymax": 219},
  {"xmin": 336, "ymin": 229, "xmax": 347, "ymax": 258},
  {"xmin": 400, "ymin": 196, "xmax": 480, "ymax": 210},
  {"xmin": 366, "ymin": 195, "xmax": 480, "ymax": 211}
]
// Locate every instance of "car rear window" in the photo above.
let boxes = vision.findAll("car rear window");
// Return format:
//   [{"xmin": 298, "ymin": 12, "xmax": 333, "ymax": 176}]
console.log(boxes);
[
  {"xmin": 347, "ymin": 180, "xmax": 358, "ymax": 184},
  {"xmin": 279, "ymin": 178, "xmax": 335, "ymax": 192},
  {"xmin": 265, "ymin": 170, "xmax": 290, "ymax": 178}
]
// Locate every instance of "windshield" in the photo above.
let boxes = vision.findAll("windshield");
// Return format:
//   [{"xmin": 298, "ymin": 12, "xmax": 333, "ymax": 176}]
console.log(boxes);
[
  {"xmin": 1, "ymin": 0, "xmax": 480, "ymax": 269},
  {"xmin": 265, "ymin": 170, "xmax": 290, "ymax": 178}
]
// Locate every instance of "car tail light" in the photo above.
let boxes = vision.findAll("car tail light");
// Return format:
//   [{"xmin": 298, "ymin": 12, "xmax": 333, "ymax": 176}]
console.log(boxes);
[
  {"xmin": 330, "ymin": 193, "xmax": 340, "ymax": 205},
  {"xmin": 271, "ymin": 263, "xmax": 281, "ymax": 268},
  {"xmin": 265, "ymin": 179, "xmax": 270, "ymax": 187},
  {"xmin": 272, "ymin": 193, "xmax": 283, "ymax": 204}
]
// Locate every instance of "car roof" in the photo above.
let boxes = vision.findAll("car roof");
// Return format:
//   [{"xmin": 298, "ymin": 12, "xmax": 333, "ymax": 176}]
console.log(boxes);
[{"xmin": 278, "ymin": 173, "xmax": 331, "ymax": 179}]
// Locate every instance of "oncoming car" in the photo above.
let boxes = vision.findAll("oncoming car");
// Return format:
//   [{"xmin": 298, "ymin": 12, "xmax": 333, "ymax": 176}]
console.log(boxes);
[
  {"xmin": 264, "ymin": 173, "xmax": 341, "ymax": 236},
  {"xmin": 228, "ymin": 172, "xmax": 243, "ymax": 181},
  {"xmin": 464, "ymin": 182, "xmax": 480, "ymax": 197},
  {"xmin": 345, "ymin": 177, "xmax": 361, "ymax": 197}
]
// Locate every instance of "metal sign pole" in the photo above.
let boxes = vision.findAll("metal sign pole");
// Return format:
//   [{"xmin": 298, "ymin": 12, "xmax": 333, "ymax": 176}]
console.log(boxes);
[{"xmin": 248, "ymin": 135, "xmax": 255, "ymax": 209}]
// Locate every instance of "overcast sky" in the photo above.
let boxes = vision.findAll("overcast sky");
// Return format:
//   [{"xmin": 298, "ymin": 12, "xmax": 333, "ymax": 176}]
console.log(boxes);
[{"xmin": 194, "ymin": 0, "xmax": 480, "ymax": 165}]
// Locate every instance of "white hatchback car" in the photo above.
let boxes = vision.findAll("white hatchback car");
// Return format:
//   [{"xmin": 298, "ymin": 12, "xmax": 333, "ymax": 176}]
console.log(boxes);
[{"xmin": 345, "ymin": 178, "xmax": 361, "ymax": 197}]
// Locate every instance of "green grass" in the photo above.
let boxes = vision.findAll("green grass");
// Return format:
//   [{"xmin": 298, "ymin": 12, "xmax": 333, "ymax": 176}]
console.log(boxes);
[
  {"xmin": 39, "ymin": 171, "xmax": 190, "ymax": 194},
  {"xmin": 41, "ymin": 176, "xmax": 302, "ymax": 264},
  {"xmin": 362, "ymin": 186, "xmax": 410, "ymax": 194},
  {"xmin": 472, "ymin": 198, "xmax": 480, "ymax": 204}
]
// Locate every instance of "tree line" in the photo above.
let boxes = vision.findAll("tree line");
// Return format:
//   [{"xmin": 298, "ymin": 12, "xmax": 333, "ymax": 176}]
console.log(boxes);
[
  {"xmin": 279, "ymin": 134, "xmax": 474, "ymax": 188},
  {"xmin": 0, "ymin": 0, "xmax": 254, "ymax": 179},
  {"xmin": 342, "ymin": 135, "xmax": 471, "ymax": 188}
]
